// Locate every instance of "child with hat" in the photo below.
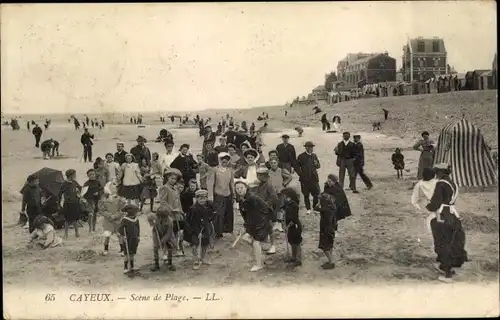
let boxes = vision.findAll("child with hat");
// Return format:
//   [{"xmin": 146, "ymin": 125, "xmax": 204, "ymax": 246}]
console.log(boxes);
[
  {"xmin": 99, "ymin": 181, "xmax": 127, "ymax": 256},
  {"xmin": 184, "ymin": 189, "xmax": 215, "ymax": 270},
  {"xmin": 118, "ymin": 204, "xmax": 141, "ymax": 274},
  {"xmin": 148, "ymin": 206, "xmax": 176, "ymax": 272}
]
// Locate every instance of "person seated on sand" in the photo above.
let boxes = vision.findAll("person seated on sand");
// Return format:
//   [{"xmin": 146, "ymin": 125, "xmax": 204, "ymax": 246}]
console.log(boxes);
[{"xmin": 27, "ymin": 215, "xmax": 63, "ymax": 250}]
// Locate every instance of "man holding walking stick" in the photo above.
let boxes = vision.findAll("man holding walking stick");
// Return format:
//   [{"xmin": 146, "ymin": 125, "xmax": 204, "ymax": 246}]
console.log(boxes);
[{"xmin": 80, "ymin": 128, "xmax": 95, "ymax": 163}]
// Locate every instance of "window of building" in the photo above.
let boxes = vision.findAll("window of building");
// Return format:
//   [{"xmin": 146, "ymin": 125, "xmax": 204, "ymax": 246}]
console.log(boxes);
[
  {"xmin": 419, "ymin": 73, "xmax": 424, "ymax": 81},
  {"xmin": 432, "ymin": 40, "xmax": 440, "ymax": 52},
  {"xmin": 419, "ymin": 59, "xmax": 424, "ymax": 67},
  {"xmin": 434, "ymin": 58, "xmax": 439, "ymax": 67},
  {"xmin": 417, "ymin": 41, "xmax": 425, "ymax": 52}
]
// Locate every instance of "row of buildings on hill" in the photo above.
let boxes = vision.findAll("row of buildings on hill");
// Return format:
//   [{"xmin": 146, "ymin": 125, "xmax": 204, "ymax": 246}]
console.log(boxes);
[
  {"xmin": 297, "ymin": 37, "xmax": 496, "ymax": 105},
  {"xmin": 331, "ymin": 37, "xmax": 496, "ymax": 90}
]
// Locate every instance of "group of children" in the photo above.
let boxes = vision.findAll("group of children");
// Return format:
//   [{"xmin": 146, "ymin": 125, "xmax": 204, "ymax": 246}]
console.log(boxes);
[{"xmin": 22, "ymin": 120, "xmax": 357, "ymax": 276}]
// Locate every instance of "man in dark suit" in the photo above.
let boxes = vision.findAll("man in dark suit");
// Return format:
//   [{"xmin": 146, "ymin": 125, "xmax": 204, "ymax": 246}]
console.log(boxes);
[
  {"xmin": 294, "ymin": 141, "xmax": 321, "ymax": 214},
  {"xmin": 276, "ymin": 134, "xmax": 297, "ymax": 173},
  {"xmin": 80, "ymin": 128, "xmax": 94, "ymax": 162},
  {"xmin": 352, "ymin": 135, "xmax": 373, "ymax": 190},
  {"xmin": 334, "ymin": 132, "xmax": 357, "ymax": 193}
]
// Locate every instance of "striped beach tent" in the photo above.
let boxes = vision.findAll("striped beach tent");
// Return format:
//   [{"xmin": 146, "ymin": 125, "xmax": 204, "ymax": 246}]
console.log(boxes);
[{"xmin": 434, "ymin": 119, "xmax": 497, "ymax": 189}]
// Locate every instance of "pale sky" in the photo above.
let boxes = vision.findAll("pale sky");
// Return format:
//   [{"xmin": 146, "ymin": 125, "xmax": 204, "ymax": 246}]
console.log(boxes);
[{"xmin": 1, "ymin": 2, "xmax": 497, "ymax": 114}]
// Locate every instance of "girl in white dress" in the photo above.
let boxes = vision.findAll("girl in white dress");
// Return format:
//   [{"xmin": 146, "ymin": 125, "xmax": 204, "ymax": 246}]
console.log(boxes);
[{"xmin": 119, "ymin": 154, "xmax": 143, "ymax": 205}]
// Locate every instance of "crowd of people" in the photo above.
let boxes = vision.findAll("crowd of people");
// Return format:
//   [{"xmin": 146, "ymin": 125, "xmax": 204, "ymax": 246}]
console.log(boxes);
[{"xmin": 18, "ymin": 113, "xmax": 468, "ymax": 283}]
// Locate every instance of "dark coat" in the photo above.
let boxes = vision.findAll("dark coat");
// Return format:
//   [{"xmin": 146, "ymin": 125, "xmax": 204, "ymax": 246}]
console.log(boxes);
[
  {"xmin": 294, "ymin": 152, "xmax": 320, "ymax": 183},
  {"xmin": 276, "ymin": 143, "xmax": 297, "ymax": 165},
  {"xmin": 170, "ymin": 154, "xmax": 198, "ymax": 182},
  {"xmin": 184, "ymin": 202, "xmax": 215, "ymax": 246},
  {"xmin": 335, "ymin": 140, "xmax": 355, "ymax": 166},
  {"xmin": 114, "ymin": 150, "xmax": 127, "ymax": 166},
  {"xmin": 352, "ymin": 141, "xmax": 365, "ymax": 167},
  {"xmin": 238, "ymin": 193, "xmax": 272, "ymax": 242},
  {"xmin": 80, "ymin": 132, "xmax": 94, "ymax": 146},
  {"xmin": 130, "ymin": 145, "xmax": 152, "ymax": 165},
  {"xmin": 323, "ymin": 182, "xmax": 352, "ymax": 221}
]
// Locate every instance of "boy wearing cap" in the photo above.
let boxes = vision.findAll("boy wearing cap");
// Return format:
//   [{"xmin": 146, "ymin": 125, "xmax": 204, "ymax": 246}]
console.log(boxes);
[
  {"xmin": 118, "ymin": 204, "xmax": 141, "ymax": 274},
  {"xmin": 295, "ymin": 141, "xmax": 321, "ymax": 214},
  {"xmin": 276, "ymin": 135, "xmax": 296, "ymax": 173},
  {"xmin": 254, "ymin": 166, "xmax": 279, "ymax": 254},
  {"xmin": 184, "ymin": 189, "xmax": 215, "ymax": 269},
  {"xmin": 207, "ymin": 152, "xmax": 235, "ymax": 238}
]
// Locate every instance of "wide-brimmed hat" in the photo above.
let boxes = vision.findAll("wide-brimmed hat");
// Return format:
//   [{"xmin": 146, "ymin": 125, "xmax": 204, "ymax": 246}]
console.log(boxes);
[
  {"xmin": 136, "ymin": 135, "xmax": 147, "ymax": 142},
  {"xmin": 256, "ymin": 166, "xmax": 269, "ymax": 174},
  {"xmin": 243, "ymin": 149, "xmax": 259, "ymax": 158},
  {"xmin": 121, "ymin": 204, "xmax": 140, "ymax": 214},
  {"xmin": 304, "ymin": 141, "xmax": 315, "ymax": 147},
  {"xmin": 218, "ymin": 152, "xmax": 231, "ymax": 160},
  {"xmin": 204, "ymin": 125, "xmax": 212, "ymax": 129},
  {"xmin": 164, "ymin": 168, "xmax": 182, "ymax": 179},
  {"xmin": 195, "ymin": 189, "xmax": 208, "ymax": 197},
  {"xmin": 281, "ymin": 134, "xmax": 290, "ymax": 139},
  {"xmin": 116, "ymin": 141, "xmax": 125, "ymax": 146}
]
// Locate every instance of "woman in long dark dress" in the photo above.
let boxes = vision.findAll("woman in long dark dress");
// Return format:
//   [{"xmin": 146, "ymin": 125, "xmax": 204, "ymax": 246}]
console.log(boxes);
[
  {"xmin": 235, "ymin": 180, "xmax": 273, "ymax": 272},
  {"xmin": 413, "ymin": 131, "xmax": 435, "ymax": 180},
  {"xmin": 426, "ymin": 163, "xmax": 468, "ymax": 283}
]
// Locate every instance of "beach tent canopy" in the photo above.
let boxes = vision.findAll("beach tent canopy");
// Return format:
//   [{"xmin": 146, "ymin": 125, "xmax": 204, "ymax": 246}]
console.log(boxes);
[{"xmin": 434, "ymin": 119, "xmax": 497, "ymax": 189}]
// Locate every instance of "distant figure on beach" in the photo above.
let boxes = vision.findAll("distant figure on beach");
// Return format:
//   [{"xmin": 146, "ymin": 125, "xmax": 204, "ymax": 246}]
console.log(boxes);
[
  {"xmin": 412, "ymin": 131, "xmax": 435, "ymax": 180},
  {"xmin": 321, "ymin": 113, "xmax": 330, "ymax": 131},
  {"xmin": 382, "ymin": 108, "xmax": 389, "ymax": 120},
  {"xmin": 32, "ymin": 124, "xmax": 43, "ymax": 148},
  {"xmin": 332, "ymin": 115, "xmax": 341, "ymax": 132},
  {"xmin": 285, "ymin": 110, "xmax": 288, "ymax": 116}
]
